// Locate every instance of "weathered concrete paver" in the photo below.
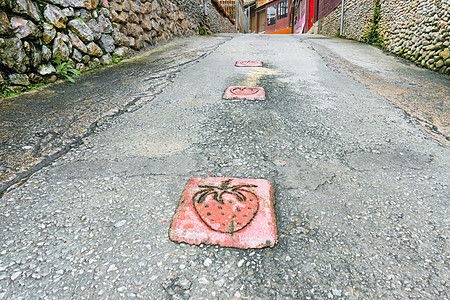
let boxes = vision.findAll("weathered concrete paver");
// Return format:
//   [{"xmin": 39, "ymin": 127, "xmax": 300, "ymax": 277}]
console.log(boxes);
[
  {"xmin": 223, "ymin": 86, "xmax": 266, "ymax": 101},
  {"xmin": 235, "ymin": 60, "xmax": 263, "ymax": 67},
  {"xmin": 0, "ymin": 34, "xmax": 449, "ymax": 299},
  {"xmin": 169, "ymin": 177, "xmax": 277, "ymax": 249}
]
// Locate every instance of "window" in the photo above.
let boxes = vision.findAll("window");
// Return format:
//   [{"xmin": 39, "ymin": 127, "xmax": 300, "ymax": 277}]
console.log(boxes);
[
  {"xmin": 267, "ymin": 4, "xmax": 276, "ymax": 26},
  {"xmin": 277, "ymin": 0, "xmax": 288, "ymax": 19}
]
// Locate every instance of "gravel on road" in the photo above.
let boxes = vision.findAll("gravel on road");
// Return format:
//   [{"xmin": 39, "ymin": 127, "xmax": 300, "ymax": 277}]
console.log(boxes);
[{"xmin": 0, "ymin": 34, "xmax": 448, "ymax": 299}]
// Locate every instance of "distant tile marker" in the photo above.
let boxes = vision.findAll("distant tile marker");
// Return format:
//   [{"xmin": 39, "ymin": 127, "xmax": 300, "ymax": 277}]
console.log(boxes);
[
  {"xmin": 169, "ymin": 177, "xmax": 277, "ymax": 249},
  {"xmin": 235, "ymin": 60, "xmax": 263, "ymax": 67},
  {"xmin": 223, "ymin": 86, "xmax": 266, "ymax": 101}
]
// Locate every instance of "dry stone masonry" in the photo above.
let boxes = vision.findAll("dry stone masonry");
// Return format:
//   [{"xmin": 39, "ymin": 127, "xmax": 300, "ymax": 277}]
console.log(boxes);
[
  {"xmin": 318, "ymin": 0, "xmax": 450, "ymax": 74},
  {"xmin": 319, "ymin": 1, "xmax": 374, "ymax": 41},
  {"xmin": 0, "ymin": 0, "xmax": 235, "ymax": 92}
]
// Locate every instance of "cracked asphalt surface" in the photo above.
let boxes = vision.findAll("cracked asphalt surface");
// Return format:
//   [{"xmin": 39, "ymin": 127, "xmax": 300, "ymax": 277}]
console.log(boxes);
[
  {"xmin": 0, "ymin": 36, "xmax": 227, "ymax": 195},
  {"xmin": 307, "ymin": 37, "xmax": 450, "ymax": 145},
  {"xmin": 0, "ymin": 34, "xmax": 449, "ymax": 299}
]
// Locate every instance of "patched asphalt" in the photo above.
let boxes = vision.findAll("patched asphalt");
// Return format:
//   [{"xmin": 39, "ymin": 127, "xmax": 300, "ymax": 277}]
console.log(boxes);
[
  {"xmin": 0, "ymin": 36, "xmax": 231, "ymax": 196},
  {"xmin": 0, "ymin": 34, "xmax": 449, "ymax": 299}
]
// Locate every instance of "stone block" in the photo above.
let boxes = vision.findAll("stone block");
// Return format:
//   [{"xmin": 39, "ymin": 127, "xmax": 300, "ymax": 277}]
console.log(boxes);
[
  {"xmin": 86, "ymin": 41, "xmax": 103, "ymax": 56},
  {"xmin": 51, "ymin": 0, "xmax": 85, "ymax": 8},
  {"xmin": 84, "ymin": 0, "xmax": 99, "ymax": 10},
  {"xmin": 445, "ymin": 58, "xmax": 450, "ymax": 66},
  {"xmin": 68, "ymin": 19, "xmax": 94, "ymax": 42},
  {"xmin": 43, "ymin": 22, "xmax": 56, "ymax": 44},
  {"xmin": 88, "ymin": 57, "xmax": 100, "ymax": 68},
  {"xmin": 29, "ymin": 42, "xmax": 41, "ymax": 67},
  {"xmin": 38, "ymin": 64, "xmax": 56, "ymax": 75},
  {"xmin": 0, "ymin": 37, "xmax": 29, "ymax": 73},
  {"xmin": 141, "ymin": 2, "xmax": 151, "ymax": 14},
  {"xmin": 72, "ymin": 48, "xmax": 83, "ymax": 62},
  {"xmin": 110, "ymin": 1, "xmax": 122, "ymax": 12},
  {"xmin": 52, "ymin": 33, "xmax": 69, "ymax": 61},
  {"xmin": 69, "ymin": 30, "xmax": 88, "ymax": 53},
  {"xmin": 98, "ymin": 33, "xmax": 114, "ymax": 52},
  {"xmin": 116, "ymin": 11, "xmax": 128, "ymax": 23},
  {"xmin": 100, "ymin": 53, "xmax": 111, "ymax": 64},
  {"xmin": 0, "ymin": 11, "xmax": 12, "ymax": 36},
  {"xmin": 122, "ymin": 0, "xmax": 130, "ymax": 11},
  {"xmin": 97, "ymin": 14, "xmax": 113, "ymax": 33},
  {"xmin": 8, "ymin": 73, "xmax": 30, "ymax": 86},
  {"xmin": 10, "ymin": 17, "xmax": 41, "ymax": 39},
  {"xmin": 113, "ymin": 46, "xmax": 127, "ymax": 57},
  {"xmin": 126, "ymin": 22, "xmax": 142, "ymax": 38},
  {"xmin": 435, "ymin": 59, "xmax": 444, "ymax": 68},
  {"xmin": 87, "ymin": 19, "xmax": 100, "ymax": 41},
  {"xmin": 41, "ymin": 44, "xmax": 52, "ymax": 61},
  {"xmin": 128, "ymin": 12, "xmax": 139, "ymax": 24},
  {"xmin": 44, "ymin": 4, "xmax": 67, "ymax": 29},
  {"xmin": 141, "ymin": 16, "xmax": 152, "ymax": 31},
  {"xmin": 439, "ymin": 48, "xmax": 450, "ymax": 60},
  {"xmin": 10, "ymin": 0, "xmax": 41, "ymax": 22},
  {"xmin": 75, "ymin": 62, "xmax": 86, "ymax": 71}
]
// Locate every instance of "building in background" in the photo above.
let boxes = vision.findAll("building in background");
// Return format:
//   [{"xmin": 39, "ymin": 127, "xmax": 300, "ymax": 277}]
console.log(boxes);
[
  {"xmin": 252, "ymin": 0, "xmax": 341, "ymax": 34},
  {"xmin": 255, "ymin": 0, "xmax": 293, "ymax": 34},
  {"xmin": 266, "ymin": 0, "xmax": 291, "ymax": 34}
]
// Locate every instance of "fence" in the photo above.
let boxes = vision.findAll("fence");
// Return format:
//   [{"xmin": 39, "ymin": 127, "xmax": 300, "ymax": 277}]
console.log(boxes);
[{"xmin": 218, "ymin": 0, "xmax": 248, "ymax": 32}]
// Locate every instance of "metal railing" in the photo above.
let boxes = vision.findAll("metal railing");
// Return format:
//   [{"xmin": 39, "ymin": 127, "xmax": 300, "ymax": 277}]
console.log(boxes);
[
  {"xmin": 218, "ymin": 0, "xmax": 248, "ymax": 32},
  {"xmin": 219, "ymin": 0, "xmax": 237, "ymax": 20}
]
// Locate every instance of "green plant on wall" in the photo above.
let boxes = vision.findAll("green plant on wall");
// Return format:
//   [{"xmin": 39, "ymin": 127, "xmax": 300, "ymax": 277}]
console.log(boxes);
[
  {"xmin": 198, "ymin": 25, "xmax": 207, "ymax": 35},
  {"xmin": 111, "ymin": 55, "xmax": 122, "ymax": 64},
  {"xmin": 53, "ymin": 56, "xmax": 82, "ymax": 83},
  {"xmin": 0, "ymin": 87, "xmax": 23, "ymax": 98},
  {"xmin": 364, "ymin": 0, "xmax": 385, "ymax": 48}
]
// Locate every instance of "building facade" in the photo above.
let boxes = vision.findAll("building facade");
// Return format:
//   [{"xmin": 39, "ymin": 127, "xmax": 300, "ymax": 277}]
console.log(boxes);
[{"xmin": 254, "ymin": 0, "xmax": 321, "ymax": 34}]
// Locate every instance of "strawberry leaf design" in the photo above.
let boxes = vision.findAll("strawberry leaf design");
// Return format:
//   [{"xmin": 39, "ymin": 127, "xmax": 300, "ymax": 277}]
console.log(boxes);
[{"xmin": 193, "ymin": 180, "xmax": 259, "ymax": 234}]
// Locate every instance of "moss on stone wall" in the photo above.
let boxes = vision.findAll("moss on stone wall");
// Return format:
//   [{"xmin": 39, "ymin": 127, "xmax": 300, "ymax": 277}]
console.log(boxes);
[
  {"xmin": 318, "ymin": 0, "xmax": 449, "ymax": 75},
  {"xmin": 363, "ymin": 0, "xmax": 385, "ymax": 48}
]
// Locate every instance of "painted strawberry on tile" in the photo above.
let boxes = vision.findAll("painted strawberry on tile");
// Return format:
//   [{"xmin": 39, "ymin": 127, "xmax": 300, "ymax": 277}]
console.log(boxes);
[{"xmin": 193, "ymin": 179, "xmax": 259, "ymax": 234}]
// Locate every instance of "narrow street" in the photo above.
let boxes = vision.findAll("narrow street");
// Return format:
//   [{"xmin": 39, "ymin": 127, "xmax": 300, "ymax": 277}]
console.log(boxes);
[{"xmin": 0, "ymin": 34, "xmax": 449, "ymax": 299}]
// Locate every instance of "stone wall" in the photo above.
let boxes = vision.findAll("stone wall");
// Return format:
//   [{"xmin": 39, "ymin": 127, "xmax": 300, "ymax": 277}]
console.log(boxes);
[
  {"xmin": 172, "ymin": 0, "xmax": 235, "ymax": 33},
  {"xmin": 319, "ymin": 1, "xmax": 374, "ymax": 41},
  {"xmin": 0, "ymin": 0, "xmax": 235, "ymax": 92},
  {"xmin": 379, "ymin": 0, "xmax": 449, "ymax": 73},
  {"xmin": 317, "ymin": 0, "xmax": 450, "ymax": 74}
]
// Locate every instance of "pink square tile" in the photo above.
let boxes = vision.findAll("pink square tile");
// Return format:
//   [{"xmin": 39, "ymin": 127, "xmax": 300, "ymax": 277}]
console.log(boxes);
[
  {"xmin": 169, "ymin": 177, "xmax": 278, "ymax": 249},
  {"xmin": 223, "ymin": 86, "xmax": 266, "ymax": 101},
  {"xmin": 235, "ymin": 60, "xmax": 263, "ymax": 67}
]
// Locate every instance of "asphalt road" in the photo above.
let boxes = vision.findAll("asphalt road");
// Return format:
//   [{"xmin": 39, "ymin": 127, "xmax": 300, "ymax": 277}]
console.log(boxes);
[{"xmin": 0, "ymin": 34, "xmax": 449, "ymax": 299}]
